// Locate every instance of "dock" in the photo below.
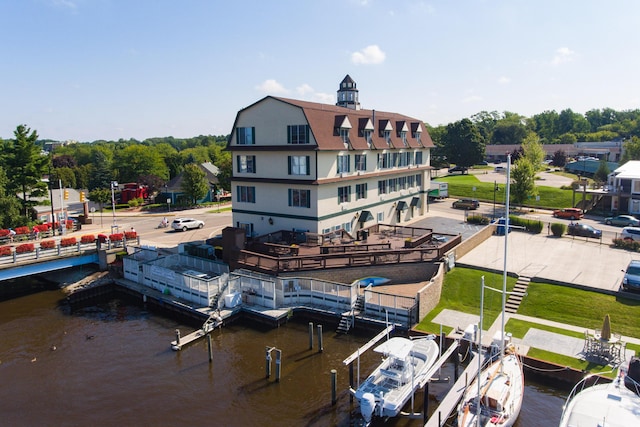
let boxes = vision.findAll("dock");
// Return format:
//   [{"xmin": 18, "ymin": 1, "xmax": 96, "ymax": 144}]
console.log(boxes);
[
  {"xmin": 171, "ymin": 312, "xmax": 223, "ymax": 350},
  {"xmin": 425, "ymin": 352, "xmax": 483, "ymax": 427}
]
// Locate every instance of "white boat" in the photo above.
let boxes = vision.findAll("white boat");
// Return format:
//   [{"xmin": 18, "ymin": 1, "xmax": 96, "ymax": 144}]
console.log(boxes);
[
  {"xmin": 559, "ymin": 357, "xmax": 640, "ymax": 427},
  {"xmin": 457, "ymin": 155, "xmax": 525, "ymax": 427},
  {"xmin": 354, "ymin": 335, "xmax": 439, "ymax": 424}
]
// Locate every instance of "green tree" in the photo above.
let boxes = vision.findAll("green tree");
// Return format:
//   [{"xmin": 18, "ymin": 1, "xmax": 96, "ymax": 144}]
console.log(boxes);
[
  {"xmin": 442, "ymin": 119, "xmax": 485, "ymax": 167},
  {"xmin": 51, "ymin": 166, "xmax": 77, "ymax": 189},
  {"xmin": 552, "ymin": 150, "xmax": 567, "ymax": 167},
  {"xmin": 113, "ymin": 145, "xmax": 168, "ymax": 183},
  {"xmin": 181, "ymin": 164, "xmax": 208, "ymax": 205},
  {"xmin": 620, "ymin": 136, "xmax": 640, "ymax": 164},
  {"xmin": 89, "ymin": 150, "xmax": 113, "ymax": 191},
  {"xmin": 510, "ymin": 157, "xmax": 537, "ymax": 207},
  {"xmin": 1, "ymin": 125, "xmax": 50, "ymax": 217},
  {"xmin": 88, "ymin": 188, "xmax": 112, "ymax": 213},
  {"xmin": 594, "ymin": 158, "xmax": 610, "ymax": 184},
  {"xmin": 521, "ymin": 134, "xmax": 545, "ymax": 171},
  {"xmin": 0, "ymin": 165, "xmax": 22, "ymax": 228},
  {"xmin": 215, "ymin": 155, "xmax": 232, "ymax": 191}
]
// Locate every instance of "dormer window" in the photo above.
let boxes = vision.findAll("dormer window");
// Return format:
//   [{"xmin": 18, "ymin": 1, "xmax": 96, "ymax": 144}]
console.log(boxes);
[
  {"xmin": 364, "ymin": 129, "xmax": 372, "ymax": 147},
  {"xmin": 401, "ymin": 131, "xmax": 408, "ymax": 147},
  {"xmin": 340, "ymin": 128, "xmax": 350, "ymax": 147},
  {"xmin": 411, "ymin": 122, "xmax": 423, "ymax": 147},
  {"xmin": 384, "ymin": 130, "xmax": 391, "ymax": 145}
]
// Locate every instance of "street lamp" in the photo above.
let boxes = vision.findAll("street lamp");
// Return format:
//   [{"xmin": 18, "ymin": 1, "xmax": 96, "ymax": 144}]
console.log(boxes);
[{"xmin": 493, "ymin": 181, "xmax": 500, "ymax": 220}]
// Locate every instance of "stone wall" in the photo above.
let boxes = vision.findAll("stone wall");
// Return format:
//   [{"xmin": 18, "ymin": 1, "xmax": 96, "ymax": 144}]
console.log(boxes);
[
  {"xmin": 417, "ymin": 262, "xmax": 445, "ymax": 320},
  {"xmin": 446, "ymin": 224, "xmax": 495, "ymax": 263}
]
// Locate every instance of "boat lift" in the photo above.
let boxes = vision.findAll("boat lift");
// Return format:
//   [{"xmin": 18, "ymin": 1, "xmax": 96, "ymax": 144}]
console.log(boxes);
[{"xmin": 343, "ymin": 325, "xmax": 459, "ymax": 421}]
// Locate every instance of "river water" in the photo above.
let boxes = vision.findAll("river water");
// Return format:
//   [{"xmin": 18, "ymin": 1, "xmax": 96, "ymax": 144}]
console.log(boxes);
[{"xmin": 0, "ymin": 286, "xmax": 568, "ymax": 427}]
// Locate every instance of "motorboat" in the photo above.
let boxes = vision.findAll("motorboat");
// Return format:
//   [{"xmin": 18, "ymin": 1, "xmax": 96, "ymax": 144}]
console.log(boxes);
[
  {"xmin": 353, "ymin": 335, "xmax": 439, "ymax": 424},
  {"xmin": 559, "ymin": 357, "xmax": 640, "ymax": 426},
  {"xmin": 457, "ymin": 155, "xmax": 525, "ymax": 427}
]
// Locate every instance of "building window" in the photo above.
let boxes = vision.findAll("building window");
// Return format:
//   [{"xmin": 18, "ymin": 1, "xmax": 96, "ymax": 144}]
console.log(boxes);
[
  {"xmin": 288, "ymin": 189, "xmax": 310, "ymax": 208},
  {"xmin": 401, "ymin": 131, "xmax": 408, "ymax": 146},
  {"xmin": 363, "ymin": 129, "xmax": 372, "ymax": 146},
  {"xmin": 288, "ymin": 125, "xmax": 309, "ymax": 144},
  {"xmin": 337, "ymin": 155, "xmax": 350, "ymax": 174},
  {"xmin": 398, "ymin": 176, "xmax": 407, "ymax": 190},
  {"xmin": 237, "ymin": 186, "xmax": 255, "ymax": 203},
  {"xmin": 416, "ymin": 151, "xmax": 423, "ymax": 165},
  {"xmin": 338, "ymin": 186, "xmax": 351, "ymax": 204},
  {"xmin": 355, "ymin": 154, "xmax": 366, "ymax": 172},
  {"xmin": 384, "ymin": 130, "xmax": 391, "ymax": 145},
  {"xmin": 408, "ymin": 175, "xmax": 415, "ymax": 187},
  {"xmin": 377, "ymin": 212, "xmax": 384, "ymax": 222},
  {"xmin": 236, "ymin": 127, "xmax": 255, "ymax": 145},
  {"xmin": 416, "ymin": 174, "xmax": 422, "ymax": 187},
  {"xmin": 355, "ymin": 183, "xmax": 367, "ymax": 200},
  {"xmin": 377, "ymin": 153, "xmax": 391, "ymax": 169},
  {"xmin": 340, "ymin": 128, "xmax": 350, "ymax": 145},
  {"xmin": 377, "ymin": 180, "xmax": 388, "ymax": 195},
  {"xmin": 237, "ymin": 155, "xmax": 256, "ymax": 173},
  {"xmin": 288, "ymin": 156, "xmax": 310, "ymax": 175},
  {"xmin": 406, "ymin": 152, "xmax": 415, "ymax": 165},
  {"xmin": 389, "ymin": 178, "xmax": 397, "ymax": 193}
]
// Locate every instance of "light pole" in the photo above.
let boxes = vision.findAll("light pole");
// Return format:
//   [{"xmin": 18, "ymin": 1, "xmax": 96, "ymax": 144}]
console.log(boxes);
[{"xmin": 111, "ymin": 181, "xmax": 118, "ymax": 233}]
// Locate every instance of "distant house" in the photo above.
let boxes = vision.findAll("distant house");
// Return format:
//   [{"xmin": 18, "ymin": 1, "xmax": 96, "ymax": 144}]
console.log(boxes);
[
  {"xmin": 159, "ymin": 162, "xmax": 220, "ymax": 206},
  {"xmin": 226, "ymin": 75, "xmax": 435, "ymax": 237},
  {"xmin": 485, "ymin": 141, "xmax": 624, "ymax": 163},
  {"xmin": 608, "ymin": 160, "xmax": 640, "ymax": 214}
]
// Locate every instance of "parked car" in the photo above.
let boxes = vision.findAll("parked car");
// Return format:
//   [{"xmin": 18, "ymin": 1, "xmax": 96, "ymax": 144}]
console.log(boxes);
[
  {"xmin": 448, "ymin": 165, "xmax": 468, "ymax": 174},
  {"xmin": 494, "ymin": 166, "xmax": 505, "ymax": 173},
  {"xmin": 621, "ymin": 226, "xmax": 640, "ymax": 242},
  {"xmin": 622, "ymin": 260, "xmax": 640, "ymax": 292},
  {"xmin": 171, "ymin": 218, "xmax": 205, "ymax": 231},
  {"xmin": 567, "ymin": 223, "xmax": 602, "ymax": 238},
  {"xmin": 604, "ymin": 214, "xmax": 640, "ymax": 227},
  {"xmin": 452, "ymin": 198, "xmax": 479, "ymax": 210},
  {"xmin": 552, "ymin": 208, "xmax": 583, "ymax": 220}
]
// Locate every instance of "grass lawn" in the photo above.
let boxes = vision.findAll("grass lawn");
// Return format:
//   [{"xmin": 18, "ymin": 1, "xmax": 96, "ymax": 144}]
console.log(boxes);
[
  {"xmin": 435, "ymin": 175, "xmax": 575, "ymax": 209},
  {"xmin": 415, "ymin": 267, "xmax": 640, "ymax": 371}
]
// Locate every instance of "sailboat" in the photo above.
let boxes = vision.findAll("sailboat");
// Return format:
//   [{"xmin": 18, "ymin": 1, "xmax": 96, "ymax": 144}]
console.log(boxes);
[
  {"xmin": 559, "ymin": 357, "xmax": 640, "ymax": 426},
  {"xmin": 457, "ymin": 155, "xmax": 525, "ymax": 427}
]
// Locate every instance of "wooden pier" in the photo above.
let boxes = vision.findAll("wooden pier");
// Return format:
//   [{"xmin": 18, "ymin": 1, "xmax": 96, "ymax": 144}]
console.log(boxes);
[
  {"xmin": 425, "ymin": 352, "xmax": 483, "ymax": 427},
  {"xmin": 171, "ymin": 312, "xmax": 223, "ymax": 350}
]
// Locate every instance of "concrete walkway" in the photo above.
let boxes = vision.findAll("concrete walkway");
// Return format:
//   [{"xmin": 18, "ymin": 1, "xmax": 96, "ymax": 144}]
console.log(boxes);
[{"xmin": 432, "ymin": 308, "xmax": 638, "ymax": 365}]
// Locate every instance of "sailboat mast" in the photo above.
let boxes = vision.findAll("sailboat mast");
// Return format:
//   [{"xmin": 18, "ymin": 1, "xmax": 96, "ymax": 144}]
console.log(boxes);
[{"xmin": 500, "ymin": 154, "xmax": 511, "ymax": 372}]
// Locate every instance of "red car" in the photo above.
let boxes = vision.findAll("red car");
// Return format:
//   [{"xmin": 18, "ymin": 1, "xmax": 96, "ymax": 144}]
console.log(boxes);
[{"xmin": 552, "ymin": 208, "xmax": 583, "ymax": 220}]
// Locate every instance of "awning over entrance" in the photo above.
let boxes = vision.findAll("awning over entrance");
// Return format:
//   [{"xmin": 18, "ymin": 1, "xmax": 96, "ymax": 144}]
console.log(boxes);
[
  {"xmin": 396, "ymin": 201, "xmax": 408, "ymax": 211},
  {"xmin": 358, "ymin": 210, "xmax": 374, "ymax": 223},
  {"xmin": 410, "ymin": 197, "xmax": 420, "ymax": 207}
]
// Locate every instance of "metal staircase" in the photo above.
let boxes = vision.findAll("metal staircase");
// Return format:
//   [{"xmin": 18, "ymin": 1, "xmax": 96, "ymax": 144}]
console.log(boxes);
[
  {"xmin": 336, "ymin": 295, "xmax": 365, "ymax": 334},
  {"xmin": 505, "ymin": 276, "xmax": 530, "ymax": 313}
]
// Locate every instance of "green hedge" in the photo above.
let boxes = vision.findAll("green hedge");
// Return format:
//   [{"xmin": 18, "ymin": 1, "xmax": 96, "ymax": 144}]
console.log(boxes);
[
  {"xmin": 550, "ymin": 223, "xmax": 566, "ymax": 236},
  {"xmin": 467, "ymin": 214, "xmax": 490, "ymax": 225},
  {"xmin": 508, "ymin": 215, "xmax": 544, "ymax": 234}
]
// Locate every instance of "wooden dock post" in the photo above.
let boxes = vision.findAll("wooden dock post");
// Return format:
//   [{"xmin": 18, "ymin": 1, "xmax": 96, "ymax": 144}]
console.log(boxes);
[
  {"xmin": 423, "ymin": 382, "xmax": 430, "ymax": 424},
  {"xmin": 265, "ymin": 346, "xmax": 272, "ymax": 378},
  {"xmin": 348, "ymin": 364, "xmax": 354, "ymax": 402},
  {"xmin": 331, "ymin": 369, "xmax": 337, "ymax": 405},
  {"xmin": 275, "ymin": 349, "xmax": 282, "ymax": 382},
  {"xmin": 207, "ymin": 334, "xmax": 213, "ymax": 363},
  {"xmin": 317, "ymin": 324, "xmax": 323, "ymax": 352},
  {"xmin": 175, "ymin": 329, "xmax": 181, "ymax": 347},
  {"xmin": 308, "ymin": 322, "xmax": 314, "ymax": 350},
  {"xmin": 454, "ymin": 346, "xmax": 460, "ymax": 381}
]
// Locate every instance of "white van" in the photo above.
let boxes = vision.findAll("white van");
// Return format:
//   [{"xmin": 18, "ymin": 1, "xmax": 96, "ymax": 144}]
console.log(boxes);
[{"xmin": 621, "ymin": 226, "xmax": 640, "ymax": 241}]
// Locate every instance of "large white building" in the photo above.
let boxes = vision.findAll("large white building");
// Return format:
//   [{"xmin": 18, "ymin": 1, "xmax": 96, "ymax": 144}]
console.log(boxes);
[{"xmin": 227, "ymin": 75, "xmax": 435, "ymax": 237}]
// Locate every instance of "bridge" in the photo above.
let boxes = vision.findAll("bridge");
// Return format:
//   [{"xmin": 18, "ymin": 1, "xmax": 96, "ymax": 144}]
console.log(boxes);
[{"xmin": 0, "ymin": 240, "xmax": 128, "ymax": 282}]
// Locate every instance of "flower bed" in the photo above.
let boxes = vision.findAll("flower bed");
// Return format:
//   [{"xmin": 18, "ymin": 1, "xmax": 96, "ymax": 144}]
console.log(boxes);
[
  {"xmin": 0, "ymin": 246, "xmax": 11, "ymax": 257},
  {"xmin": 60, "ymin": 237, "xmax": 77, "ymax": 247},
  {"xmin": 15, "ymin": 243, "xmax": 35, "ymax": 254},
  {"xmin": 124, "ymin": 231, "xmax": 137, "ymax": 240},
  {"xmin": 109, "ymin": 233, "xmax": 124, "ymax": 242},
  {"xmin": 14, "ymin": 226, "xmax": 30, "ymax": 236},
  {"xmin": 80, "ymin": 234, "xmax": 96, "ymax": 244},
  {"xmin": 97, "ymin": 234, "xmax": 108, "ymax": 243},
  {"xmin": 0, "ymin": 229, "xmax": 10, "ymax": 238},
  {"xmin": 40, "ymin": 240, "xmax": 56, "ymax": 250}
]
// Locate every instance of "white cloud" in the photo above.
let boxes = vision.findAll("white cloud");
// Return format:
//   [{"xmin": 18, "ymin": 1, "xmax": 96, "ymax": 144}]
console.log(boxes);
[
  {"xmin": 351, "ymin": 45, "xmax": 386, "ymax": 65},
  {"xmin": 296, "ymin": 84, "xmax": 314, "ymax": 96},
  {"xmin": 52, "ymin": 0, "xmax": 78, "ymax": 11},
  {"xmin": 498, "ymin": 76, "xmax": 511, "ymax": 84},
  {"xmin": 255, "ymin": 79, "xmax": 289, "ymax": 95},
  {"xmin": 311, "ymin": 92, "xmax": 335, "ymax": 104},
  {"xmin": 551, "ymin": 47, "xmax": 576, "ymax": 66}
]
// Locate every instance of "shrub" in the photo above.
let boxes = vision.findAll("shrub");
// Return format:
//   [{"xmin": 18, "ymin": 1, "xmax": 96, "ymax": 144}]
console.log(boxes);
[
  {"xmin": 124, "ymin": 231, "xmax": 137, "ymax": 240},
  {"xmin": 60, "ymin": 237, "xmax": 77, "ymax": 247},
  {"xmin": 33, "ymin": 224, "xmax": 50, "ymax": 232},
  {"xmin": 550, "ymin": 223, "xmax": 566, "ymax": 237},
  {"xmin": 40, "ymin": 240, "xmax": 56, "ymax": 249},
  {"xmin": 467, "ymin": 214, "xmax": 490, "ymax": 225},
  {"xmin": 15, "ymin": 243, "xmax": 35, "ymax": 253},
  {"xmin": 80, "ymin": 234, "xmax": 96, "ymax": 244},
  {"xmin": 507, "ymin": 215, "xmax": 543, "ymax": 234},
  {"xmin": 97, "ymin": 234, "xmax": 108, "ymax": 243},
  {"xmin": 0, "ymin": 246, "xmax": 12, "ymax": 256},
  {"xmin": 65, "ymin": 220, "xmax": 74, "ymax": 229},
  {"xmin": 612, "ymin": 238, "xmax": 640, "ymax": 251},
  {"xmin": 109, "ymin": 233, "xmax": 124, "ymax": 242}
]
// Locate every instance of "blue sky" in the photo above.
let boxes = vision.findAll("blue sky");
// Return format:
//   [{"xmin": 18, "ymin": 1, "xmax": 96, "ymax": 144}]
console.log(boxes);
[{"xmin": 1, "ymin": 0, "xmax": 638, "ymax": 142}]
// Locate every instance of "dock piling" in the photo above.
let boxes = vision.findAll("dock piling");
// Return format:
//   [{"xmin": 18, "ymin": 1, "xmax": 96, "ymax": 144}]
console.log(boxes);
[
  {"xmin": 331, "ymin": 369, "xmax": 337, "ymax": 405},
  {"xmin": 317, "ymin": 324, "xmax": 323, "ymax": 352},
  {"xmin": 207, "ymin": 334, "xmax": 213, "ymax": 363},
  {"xmin": 424, "ymin": 382, "xmax": 429, "ymax": 423},
  {"xmin": 265, "ymin": 346, "xmax": 273, "ymax": 378},
  {"xmin": 308, "ymin": 322, "xmax": 314, "ymax": 350},
  {"xmin": 275, "ymin": 349, "xmax": 282, "ymax": 382},
  {"xmin": 175, "ymin": 329, "xmax": 181, "ymax": 346}
]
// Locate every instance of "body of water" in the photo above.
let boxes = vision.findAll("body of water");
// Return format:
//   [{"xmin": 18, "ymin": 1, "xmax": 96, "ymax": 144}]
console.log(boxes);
[{"xmin": 0, "ymin": 286, "xmax": 568, "ymax": 426}]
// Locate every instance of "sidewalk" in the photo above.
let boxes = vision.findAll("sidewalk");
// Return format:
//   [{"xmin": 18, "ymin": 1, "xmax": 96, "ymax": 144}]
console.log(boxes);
[{"xmin": 432, "ymin": 308, "xmax": 637, "ymax": 365}]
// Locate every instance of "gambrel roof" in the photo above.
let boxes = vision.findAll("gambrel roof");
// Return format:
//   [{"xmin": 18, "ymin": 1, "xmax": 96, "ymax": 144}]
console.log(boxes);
[{"xmin": 231, "ymin": 96, "xmax": 434, "ymax": 151}]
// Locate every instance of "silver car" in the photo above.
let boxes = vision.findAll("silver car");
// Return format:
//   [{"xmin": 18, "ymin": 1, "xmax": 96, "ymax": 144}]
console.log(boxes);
[{"xmin": 171, "ymin": 218, "xmax": 204, "ymax": 231}]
